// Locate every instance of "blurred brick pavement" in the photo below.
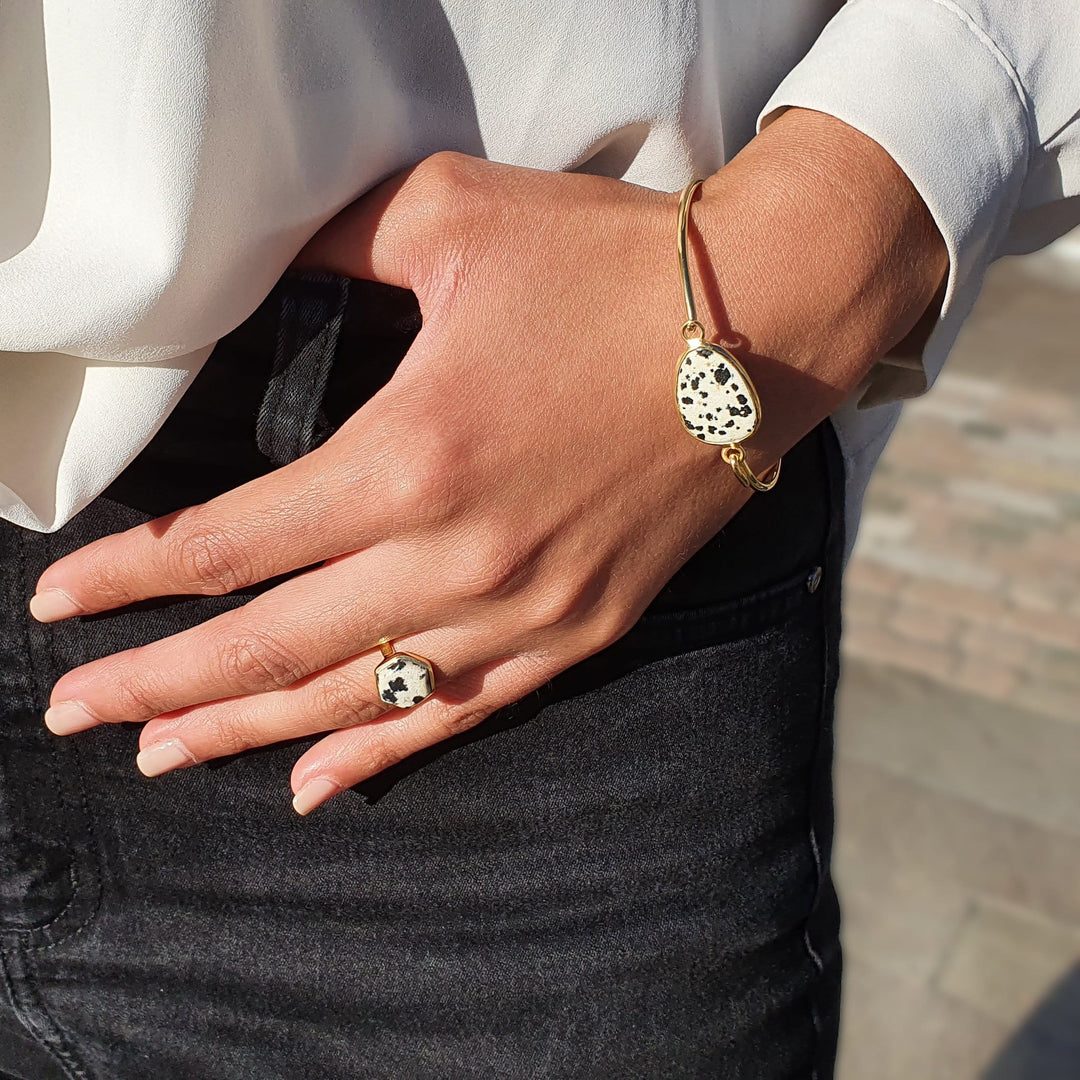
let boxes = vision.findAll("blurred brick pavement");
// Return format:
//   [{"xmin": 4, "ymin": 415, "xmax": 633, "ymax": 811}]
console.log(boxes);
[{"xmin": 834, "ymin": 235, "xmax": 1080, "ymax": 1079}]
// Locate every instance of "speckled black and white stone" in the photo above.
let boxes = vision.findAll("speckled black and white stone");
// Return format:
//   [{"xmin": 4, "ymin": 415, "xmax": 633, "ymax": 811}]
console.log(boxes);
[
  {"xmin": 675, "ymin": 344, "xmax": 759, "ymax": 445},
  {"xmin": 374, "ymin": 653, "xmax": 435, "ymax": 709}
]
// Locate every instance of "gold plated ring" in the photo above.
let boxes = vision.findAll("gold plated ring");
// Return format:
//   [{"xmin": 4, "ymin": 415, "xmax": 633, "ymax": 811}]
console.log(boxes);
[
  {"xmin": 373, "ymin": 637, "xmax": 436, "ymax": 709},
  {"xmin": 674, "ymin": 178, "xmax": 781, "ymax": 492}
]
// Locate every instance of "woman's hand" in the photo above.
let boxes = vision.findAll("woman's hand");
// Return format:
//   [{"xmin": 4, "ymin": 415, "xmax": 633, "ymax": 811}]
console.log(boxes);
[{"xmin": 30, "ymin": 110, "xmax": 946, "ymax": 814}]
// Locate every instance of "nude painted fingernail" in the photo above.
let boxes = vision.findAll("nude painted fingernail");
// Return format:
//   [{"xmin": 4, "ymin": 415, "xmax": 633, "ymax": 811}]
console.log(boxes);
[
  {"xmin": 29, "ymin": 588, "xmax": 82, "ymax": 622},
  {"xmin": 292, "ymin": 777, "xmax": 342, "ymax": 816},
  {"xmin": 136, "ymin": 738, "xmax": 198, "ymax": 778},
  {"xmin": 44, "ymin": 701, "xmax": 99, "ymax": 735}
]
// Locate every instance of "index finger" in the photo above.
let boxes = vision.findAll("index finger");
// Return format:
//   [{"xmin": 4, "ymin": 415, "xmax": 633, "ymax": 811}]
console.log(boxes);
[{"xmin": 29, "ymin": 439, "xmax": 375, "ymax": 620}]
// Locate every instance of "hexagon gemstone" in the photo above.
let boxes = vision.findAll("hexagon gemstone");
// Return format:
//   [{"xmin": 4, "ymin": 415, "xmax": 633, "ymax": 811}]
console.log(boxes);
[
  {"xmin": 374, "ymin": 653, "xmax": 435, "ymax": 709},
  {"xmin": 675, "ymin": 343, "xmax": 759, "ymax": 445}
]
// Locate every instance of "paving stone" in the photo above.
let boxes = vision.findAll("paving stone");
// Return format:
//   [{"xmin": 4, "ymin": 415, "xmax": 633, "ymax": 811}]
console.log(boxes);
[
  {"xmin": 961, "ymin": 419, "xmax": 1009, "ymax": 441},
  {"xmin": 935, "ymin": 900, "xmax": 1080, "ymax": 1028},
  {"xmin": 947, "ymin": 478, "xmax": 1063, "ymax": 523},
  {"xmin": 951, "ymin": 658, "xmax": 1021, "ymax": 701},
  {"xmin": 958, "ymin": 623, "xmax": 1034, "ymax": 670},
  {"xmin": 841, "ymin": 558, "xmax": 910, "ymax": 598},
  {"xmin": 834, "ymin": 760, "xmax": 1080, "ymax": 929},
  {"xmin": 837, "ymin": 960, "xmax": 1007, "ymax": 1080},
  {"xmin": 841, "ymin": 624, "xmax": 958, "ymax": 682},
  {"xmin": 854, "ymin": 510, "xmax": 915, "ymax": 546},
  {"xmin": 858, "ymin": 543, "xmax": 1002, "ymax": 590},
  {"xmin": 1026, "ymin": 530, "xmax": 1080, "ymax": 570},
  {"xmin": 1011, "ymin": 678, "xmax": 1079, "ymax": 727},
  {"xmin": 1003, "ymin": 429, "xmax": 1080, "ymax": 467},
  {"xmin": 834, "ymin": 249, "xmax": 1080, "ymax": 1078},
  {"xmin": 888, "ymin": 601, "xmax": 961, "ymax": 647},
  {"xmin": 946, "ymin": 258, "xmax": 1080, "ymax": 398},
  {"xmin": 1006, "ymin": 575, "xmax": 1077, "ymax": 616},
  {"xmin": 836, "ymin": 658, "xmax": 1080, "ymax": 837},
  {"xmin": 835, "ymin": 857, "xmax": 970, "ymax": 986},
  {"xmin": 841, "ymin": 588, "xmax": 895, "ymax": 629},
  {"xmin": 998, "ymin": 607, "xmax": 1080, "ymax": 653},
  {"xmin": 890, "ymin": 428, "xmax": 980, "ymax": 473},
  {"xmin": 968, "ymin": 518, "xmax": 1034, "ymax": 546},
  {"xmin": 922, "ymin": 370, "xmax": 1007, "ymax": 404},
  {"xmin": 983, "ymin": 386, "xmax": 1079, "ymax": 428},
  {"xmin": 899, "ymin": 579, "xmax": 1007, "ymax": 623},
  {"xmin": 1028, "ymin": 645, "xmax": 1080, "ymax": 687}
]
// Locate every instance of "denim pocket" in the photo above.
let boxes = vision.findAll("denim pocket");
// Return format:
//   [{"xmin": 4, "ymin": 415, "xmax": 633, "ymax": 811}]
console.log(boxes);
[
  {"xmin": 632, "ymin": 557, "xmax": 828, "ymax": 657},
  {"xmin": 0, "ymin": 524, "xmax": 101, "ymax": 946}
]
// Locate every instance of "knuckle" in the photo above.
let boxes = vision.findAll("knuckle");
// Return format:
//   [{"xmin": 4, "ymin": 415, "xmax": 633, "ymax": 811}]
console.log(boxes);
[
  {"xmin": 78, "ymin": 550, "xmax": 146, "ymax": 609},
  {"xmin": 376, "ymin": 429, "xmax": 463, "ymax": 530},
  {"xmin": 584, "ymin": 603, "xmax": 639, "ymax": 652},
  {"xmin": 349, "ymin": 729, "xmax": 401, "ymax": 778},
  {"xmin": 412, "ymin": 151, "xmax": 478, "ymax": 218},
  {"xmin": 169, "ymin": 524, "xmax": 255, "ymax": 595},
  {"xmin": 446, "ymin": 526, "xmax": 531, "ymax": 599},
  {"xmin": 439, "ymin": 707, "xmax": 489, "ymax": 739},
  {"xmin": 217, "ymin": 630, "xmax": 307, "ymax": 692},
  {"xmin": 112, "ymin": 666, "xmax": 166, "ymax": 720},
  {"xmin": 310, "ymin": 671, "xmax": 382, "ymax": 729},
  {"xmin": 206, "ymin": 710, "xmax": 266, "ymax": 757},
  {"xmin": 521, "ymin": 576, "xmax": 598, "ymax": 634},
  {"xmin": 399, "ymin": 152, "xmax": 486, "ymax": 307}
]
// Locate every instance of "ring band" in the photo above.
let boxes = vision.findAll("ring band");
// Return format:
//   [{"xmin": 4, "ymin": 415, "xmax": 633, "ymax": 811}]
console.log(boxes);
[{"xmin": 374, "ymin": 637, "xmax": 436, "ymax": 709}]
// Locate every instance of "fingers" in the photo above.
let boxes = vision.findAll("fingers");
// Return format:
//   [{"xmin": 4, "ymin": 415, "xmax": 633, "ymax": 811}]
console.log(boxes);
[
  {"xmin": 289, "ymin": 651, "xmax": 559, "ymax": 815},
  {"xmin": 44, "ymin": 543, "xmax": 445, "ymax": 729},
  {"xmin": 29, "ymin": 157, "xmax": 484, "ymax": 623},
  {"xmin": 133, "ymin": 624, "xmax": 484, "ymax": 776},
  {"xmin": 29, "ymin": 434, "xmax": 391, "ymax": 620}
]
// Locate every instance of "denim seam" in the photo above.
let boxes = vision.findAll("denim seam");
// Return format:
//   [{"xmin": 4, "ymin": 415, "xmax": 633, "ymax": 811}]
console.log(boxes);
[
  {"xmin": 799, "ymin": 417, "xmax": 847, "ymax": 1080},
  {"xmin": 0, "ymin": 544, "xmax": 94, "ymax": 1080},
  {"xmin": 0, "ymin": 940, "xmax": 90, "ymax": 1080},
  {"xmin": 11, "ymin": 543, "xmax": 103, "ymax": 947}
]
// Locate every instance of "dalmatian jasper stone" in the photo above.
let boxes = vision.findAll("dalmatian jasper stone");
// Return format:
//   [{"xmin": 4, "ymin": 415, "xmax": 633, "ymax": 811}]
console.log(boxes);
[
  {"xmin": 675, "ymin": 344, "xmax": 759, "ymax": 445},
  {"xmin": 375, "ymin": 653, "xmax": 435, "ymax": 709}
]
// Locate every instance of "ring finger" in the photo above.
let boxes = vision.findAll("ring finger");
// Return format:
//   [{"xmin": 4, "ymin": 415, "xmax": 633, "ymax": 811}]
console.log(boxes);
[{"xmin": 133, "ymin": 624, "xmax": 501, "ymax": 777}]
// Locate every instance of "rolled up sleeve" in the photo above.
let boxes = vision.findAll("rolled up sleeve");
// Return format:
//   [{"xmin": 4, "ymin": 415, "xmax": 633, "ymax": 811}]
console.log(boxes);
[{"xmin": 758, "ymin": 0, "xmax": 1080, "ymax": 408}]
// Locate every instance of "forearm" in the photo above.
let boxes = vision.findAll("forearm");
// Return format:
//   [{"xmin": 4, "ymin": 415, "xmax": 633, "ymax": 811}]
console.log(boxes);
[{"xmin": 691, "ymin": 106, "xmax": 949, "ymax": 469}]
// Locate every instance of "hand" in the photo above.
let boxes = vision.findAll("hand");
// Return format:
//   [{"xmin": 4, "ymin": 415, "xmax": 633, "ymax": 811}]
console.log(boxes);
[{"xmin": 31, "ymin": 110, "xmax": 946, "ymax": 814}]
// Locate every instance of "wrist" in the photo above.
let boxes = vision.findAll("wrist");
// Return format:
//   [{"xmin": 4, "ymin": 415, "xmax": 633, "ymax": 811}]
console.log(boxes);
[{"xmin": 685, "ymin": 107, "xmax": 947, "ymax": 464}]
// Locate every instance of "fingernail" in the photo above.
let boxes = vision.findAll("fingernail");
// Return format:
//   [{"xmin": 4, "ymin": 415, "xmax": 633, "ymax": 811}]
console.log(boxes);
[
  {"xmin": 292, "ymin": 777, "xmax": 342, "ymax": 816},
  {"xmin": 44, "ymin": 701, "xmax": 99, "ymax": 735},
  {"xmin": 29, "ymin": 588, "xmax": 82, "ymax": 622},
  {"xmin": 136, "ymin": 738, "xmax": 198, "ymax": 777}
]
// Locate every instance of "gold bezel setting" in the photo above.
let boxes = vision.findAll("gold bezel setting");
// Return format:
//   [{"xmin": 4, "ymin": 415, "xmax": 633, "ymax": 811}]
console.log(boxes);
[{"xmin": 674, "ymin": 337, "xmax": 763, "ymax": 447}]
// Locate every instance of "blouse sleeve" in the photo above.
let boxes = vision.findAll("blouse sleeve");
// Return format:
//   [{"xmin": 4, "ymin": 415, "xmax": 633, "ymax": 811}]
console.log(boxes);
[
  {"xmin": 757, "ymin": 0, "xmax": 1080, "ymax": 409},
  {"xmin": 0, "ymin": 2, "xmax": 389, "ymax": 531}
]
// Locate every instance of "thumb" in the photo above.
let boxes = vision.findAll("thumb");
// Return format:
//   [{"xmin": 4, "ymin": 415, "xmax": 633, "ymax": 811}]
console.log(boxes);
[{"xmin": 291, "ymin": 152, "xmax": 473, "ymax": 297}]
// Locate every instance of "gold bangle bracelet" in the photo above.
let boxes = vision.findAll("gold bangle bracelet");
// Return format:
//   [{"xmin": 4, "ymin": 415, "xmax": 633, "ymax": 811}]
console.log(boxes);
[{"xmin": 674, "ymin": 178, "xmax": 781, "ymax": 493}]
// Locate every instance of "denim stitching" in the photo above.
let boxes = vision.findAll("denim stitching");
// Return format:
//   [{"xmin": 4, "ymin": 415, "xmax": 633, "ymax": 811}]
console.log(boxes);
[
  {"xmin": 799, "ymin": 418, "xmax": 847, "ymax": 1080},
  {"xmin": 0, "ymin": 539, "xmax": 94, "ymax": 1079}
]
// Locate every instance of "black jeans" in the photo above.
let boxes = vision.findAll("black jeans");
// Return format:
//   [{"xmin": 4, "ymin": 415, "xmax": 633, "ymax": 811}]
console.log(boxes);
[{"xmin": 0, "ymin": 276, "xmax": 846, "ymax": 1079}]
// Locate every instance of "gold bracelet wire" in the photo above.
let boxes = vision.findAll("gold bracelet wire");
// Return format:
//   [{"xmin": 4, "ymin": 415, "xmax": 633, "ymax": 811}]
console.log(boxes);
[{"xmin": 675, "ymin": 178, "xmax": 781, "ymax": 493}]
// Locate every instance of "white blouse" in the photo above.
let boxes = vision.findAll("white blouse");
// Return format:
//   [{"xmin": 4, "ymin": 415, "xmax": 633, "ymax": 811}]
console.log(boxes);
[{"xmin": 1, "ymin": 0, "xmax": 1077, "ymax": 565}]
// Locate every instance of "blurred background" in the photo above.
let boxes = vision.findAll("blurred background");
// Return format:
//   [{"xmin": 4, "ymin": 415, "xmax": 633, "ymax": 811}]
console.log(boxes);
[{"xmin": 834, "ymin": 229, "xmax": 1080, "ymax": 1078}]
